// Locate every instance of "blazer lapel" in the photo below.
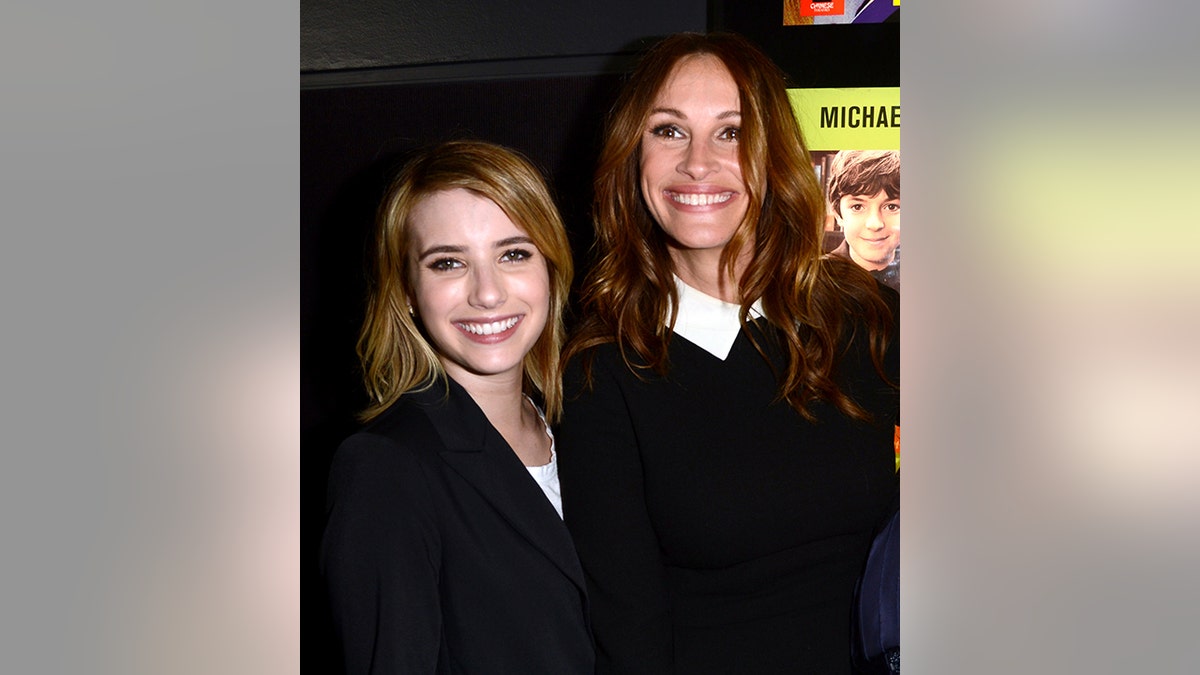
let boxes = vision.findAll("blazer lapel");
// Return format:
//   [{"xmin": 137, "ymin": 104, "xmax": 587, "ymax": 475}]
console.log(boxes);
[{"xmin": 413, "ymin": 379, "xmax": 588, "ymax": 596}]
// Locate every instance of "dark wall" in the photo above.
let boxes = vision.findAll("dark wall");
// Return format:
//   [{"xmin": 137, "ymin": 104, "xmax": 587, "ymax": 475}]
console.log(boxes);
[
  {"xmin": 302, "ymin": 0, "xmax": 707, "ymax": 73},
  {"xmin": 302, "ymin": 3, "xmax": 898, "ymax": 670}
]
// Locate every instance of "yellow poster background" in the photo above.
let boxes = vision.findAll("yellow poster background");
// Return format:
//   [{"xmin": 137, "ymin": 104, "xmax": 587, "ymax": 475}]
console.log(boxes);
[{"xmin": 787, "ymin": 87, "xmax": 900, "ymax": 151}]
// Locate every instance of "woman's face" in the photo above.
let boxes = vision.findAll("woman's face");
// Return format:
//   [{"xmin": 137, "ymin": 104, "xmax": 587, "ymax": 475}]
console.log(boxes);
[
  {"xmin": 639, "ymin": 54, "xmax": 748, "ymax": 262},
  {"xmin": 407, "ymin": 188, "xmax": 550, "ymax": 387}
]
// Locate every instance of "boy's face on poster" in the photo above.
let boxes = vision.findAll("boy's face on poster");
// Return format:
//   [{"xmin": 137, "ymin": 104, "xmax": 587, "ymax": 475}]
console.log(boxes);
[{"xmin": 836, "ymin": 190, "xmax": 900, "ymax": 270}]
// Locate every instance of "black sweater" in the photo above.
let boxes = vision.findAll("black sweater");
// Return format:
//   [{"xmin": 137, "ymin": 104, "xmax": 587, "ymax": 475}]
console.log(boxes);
[{"xmin": 557, "ymin": 305, "xmax": 898, "ymax": 674}]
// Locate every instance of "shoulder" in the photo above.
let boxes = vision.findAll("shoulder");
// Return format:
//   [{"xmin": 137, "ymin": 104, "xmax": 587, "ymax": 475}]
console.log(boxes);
[
  {"xmin": 561, "ymin": 341, "xmax": 656, "ymax": 423},
  {"xmin": 324, "ymin": 399, "xmax": 456, "ymax": 526},
  {"xmin": 875, "ymin": 279, "xmax": 899, "ymax": 327},
  {"xmin": 331, "ymin": 391, "xmax": 445, "ymax": 479},
  {"xmin": 845, "ymin": 279, "xmax": 898, "ymax": 354},
  {"xmin": 566, "ymin": 339, "xmax": 626, "ymax": 369},
  {"xmin": 822, "ymin": 256, "xmax": 898, "ymax": 325},
  {"xmin": 563, "ymin": 340, "xmax": 625, "ymax": 388},
  {"xmin": 362, "ymin": 391, "xmax": 439, "ymax": 441}
]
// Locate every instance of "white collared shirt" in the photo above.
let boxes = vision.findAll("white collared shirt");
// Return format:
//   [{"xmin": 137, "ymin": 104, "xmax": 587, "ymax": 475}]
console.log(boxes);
[{"xmin": 670, "ymin": 276, "xmax": 764, "ymax": 361}]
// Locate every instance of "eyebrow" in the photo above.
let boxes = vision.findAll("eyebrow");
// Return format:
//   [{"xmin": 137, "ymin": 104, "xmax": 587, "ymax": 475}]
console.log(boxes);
[
  {"xmin": 648, "ymin": 107, "xmax": 741, "ymax": 120},
  {"xmin": 417, "ymin": 235, "xmax": 534, "ymax": 260}
]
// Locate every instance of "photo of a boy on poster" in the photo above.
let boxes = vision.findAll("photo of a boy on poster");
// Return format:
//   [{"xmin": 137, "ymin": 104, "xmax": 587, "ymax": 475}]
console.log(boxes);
[{"xmin": 823, "ymin": 149, "xmax": 900, "ymax": 292}]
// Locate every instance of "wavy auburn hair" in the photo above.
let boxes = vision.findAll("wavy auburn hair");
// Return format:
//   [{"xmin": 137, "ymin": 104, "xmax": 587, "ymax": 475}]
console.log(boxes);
[
  {"xmin": 358, "ymin": 140, "xmax": 574, "ymax": 423},
  {"xmin": 564, "ymin": 32, "xmax": 894, "ymax": 420}
]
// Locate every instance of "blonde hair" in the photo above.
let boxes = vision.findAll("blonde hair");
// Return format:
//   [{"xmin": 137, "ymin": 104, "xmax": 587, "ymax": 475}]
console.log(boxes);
[{"xmin": 358, "ymin": 140, "xmax": 574, "ymax": 423}]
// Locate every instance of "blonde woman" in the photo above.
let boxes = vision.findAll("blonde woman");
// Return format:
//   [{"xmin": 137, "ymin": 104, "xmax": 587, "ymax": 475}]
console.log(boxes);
[{"xmin": 321, "ymin": 140, "xmax": 592, "ymax": 674}]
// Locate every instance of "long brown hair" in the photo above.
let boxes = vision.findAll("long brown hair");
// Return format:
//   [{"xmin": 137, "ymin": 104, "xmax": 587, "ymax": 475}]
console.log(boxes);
[
  {"xmin": 564, "ymin": 32, "xmax": 894, "ymax": 420},
  {"xmin": 358, "ymin": 140, "xmax": 574, "ymax": 423}
]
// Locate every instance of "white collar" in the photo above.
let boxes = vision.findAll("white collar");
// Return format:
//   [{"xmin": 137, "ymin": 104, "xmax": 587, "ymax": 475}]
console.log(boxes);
[{"xmin": 670, "ymin": 276, "xmax": 763, "ymax": 360}]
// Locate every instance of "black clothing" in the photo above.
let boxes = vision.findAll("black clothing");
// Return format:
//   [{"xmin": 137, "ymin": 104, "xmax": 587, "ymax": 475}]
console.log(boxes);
[
  {"xmin": 322, "ymin": 377, "xmax": 594, "ymax": 674},
  {"xmin": 557, "ymin": 296, "xmax": 898, "ymax": 674}
]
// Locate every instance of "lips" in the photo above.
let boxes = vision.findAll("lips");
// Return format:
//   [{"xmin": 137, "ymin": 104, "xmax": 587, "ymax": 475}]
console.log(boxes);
[
  {"xmin": 667, "ymin": 191, "xmax": 734, "ymax": 206},
  {"xmin": 455, "ymin": 315, "xmax": 521, "ymax": 339}
]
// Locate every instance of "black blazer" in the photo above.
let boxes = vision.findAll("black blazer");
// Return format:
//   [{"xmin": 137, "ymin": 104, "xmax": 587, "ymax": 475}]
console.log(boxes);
[{"xmin": 320, "ymin": 377, "xmax": 594, "ymax": 674}]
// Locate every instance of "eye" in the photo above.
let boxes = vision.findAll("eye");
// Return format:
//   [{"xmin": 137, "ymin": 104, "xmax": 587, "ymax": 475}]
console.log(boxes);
[
  {"xmin": 846, "ymin": 202, "xmax": 865, "ymax": 212},
  {"xmin": 718, "ymin": 126, "xmax": 741, "ymax": 142},
  {"xmin": 500, "ymin": 247, "xmax": 535, "ymax": 263},
  {"xmin": 427, "ymin": 257, "xmax": 464, "ymax": 272},
  {"xmin": 884, "ymin": 202, "xmax": 900, "ymax": 213},
  {"xmin": 650, "ymin": 124, "xmax": 685, "ymax": 140}
]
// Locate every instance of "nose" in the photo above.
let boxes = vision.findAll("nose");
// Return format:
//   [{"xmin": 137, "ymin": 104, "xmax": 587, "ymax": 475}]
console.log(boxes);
[
  {"xmin": 677, "ymin": 139, "xmax": 718, "ymax": 180},
  {"xmin": 468, "ymin": 264, "xmax": 506, "ymax": 309},
  {"xmin": 864, "ymin": 206, "xmax": 885, "ymax": 231}
]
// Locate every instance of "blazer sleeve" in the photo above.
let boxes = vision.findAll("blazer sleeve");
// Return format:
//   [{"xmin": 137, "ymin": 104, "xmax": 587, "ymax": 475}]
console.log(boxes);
[
  {"xmin": 320, "ymin": 432, "xmax": 442, "ymax": 675},
  {"xmin": 557, "ymin": 356, "xmax": 674, "ymax": 674}
]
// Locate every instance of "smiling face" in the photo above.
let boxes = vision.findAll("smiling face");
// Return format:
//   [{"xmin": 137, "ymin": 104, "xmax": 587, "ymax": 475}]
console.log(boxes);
[
  {"xmin": 407, "ymin": 188, "xmax": 550, "ymax": 388},
  {"xmin": 639, "ymin": 54, "xmax": 749, "ymax": 272},
  {"xmin": 836, "ymin": 190, "xmax": 900, "ymax": 270}
]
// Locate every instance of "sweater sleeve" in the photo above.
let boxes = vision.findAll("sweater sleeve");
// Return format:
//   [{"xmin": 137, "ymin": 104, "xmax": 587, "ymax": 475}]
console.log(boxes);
[
  {"xmin": 556, "ymin": 354, "xmax": 674, "ymax": 674},
  {"xmin": 320, "ymin": 432, "xmax": 442, "ymax": 675}
]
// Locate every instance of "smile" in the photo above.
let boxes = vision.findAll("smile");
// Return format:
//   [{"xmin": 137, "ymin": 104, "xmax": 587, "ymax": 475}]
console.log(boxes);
[
  {"xmin": 668, "ymin": 191, "xmax": 733, "ymax": 206},
  {"xmin": 456, "ymin": 316, "xmax": 520, "ymax": 336}
]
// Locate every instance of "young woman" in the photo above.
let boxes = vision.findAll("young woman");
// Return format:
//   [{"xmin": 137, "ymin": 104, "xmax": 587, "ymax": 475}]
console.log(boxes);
[
  {"xmin": 556, "ymin": 33, "xmax": 899, "ymax": 674},
  {"xmin": 321, "ymin": 140, "xmax": 592, "ymax": 674}
]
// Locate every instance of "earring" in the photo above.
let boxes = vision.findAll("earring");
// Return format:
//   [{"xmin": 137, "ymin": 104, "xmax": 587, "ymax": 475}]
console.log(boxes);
[{"xmin": 408, "ymin": 304, "xmax": 415, "ymax": 316}]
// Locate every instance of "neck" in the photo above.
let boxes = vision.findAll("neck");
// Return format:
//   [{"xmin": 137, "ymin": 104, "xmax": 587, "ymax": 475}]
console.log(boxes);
[
  {"xmin": 445, "ymin": 366, "xmax": 549, "ymax": 467},
  {"xmin": 669, "ymin": 247, "xmax": 748, "ymax": 304},
  {"xmin": 448, "ymin": 368, "xmax": 526, "ymax": 428}
]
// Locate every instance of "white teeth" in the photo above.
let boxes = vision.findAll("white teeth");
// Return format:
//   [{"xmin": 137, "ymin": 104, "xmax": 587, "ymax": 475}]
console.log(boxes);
[
  {"xmin": 459, "ymin": 316, "xmax": 519, "ymax": 335},
  {"xmin": 670, "ymin": 192, "xmax": 732, "ymax": 206}
]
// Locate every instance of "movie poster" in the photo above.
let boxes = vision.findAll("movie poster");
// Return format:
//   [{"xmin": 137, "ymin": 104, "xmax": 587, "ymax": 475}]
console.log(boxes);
[
  {"xmin": 789, "ymin": 87, "xmax": 900, "ymax": 291},
  {"xmin": 783, "ymin": 0, "xmax": 899, "ymax": 26}
]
